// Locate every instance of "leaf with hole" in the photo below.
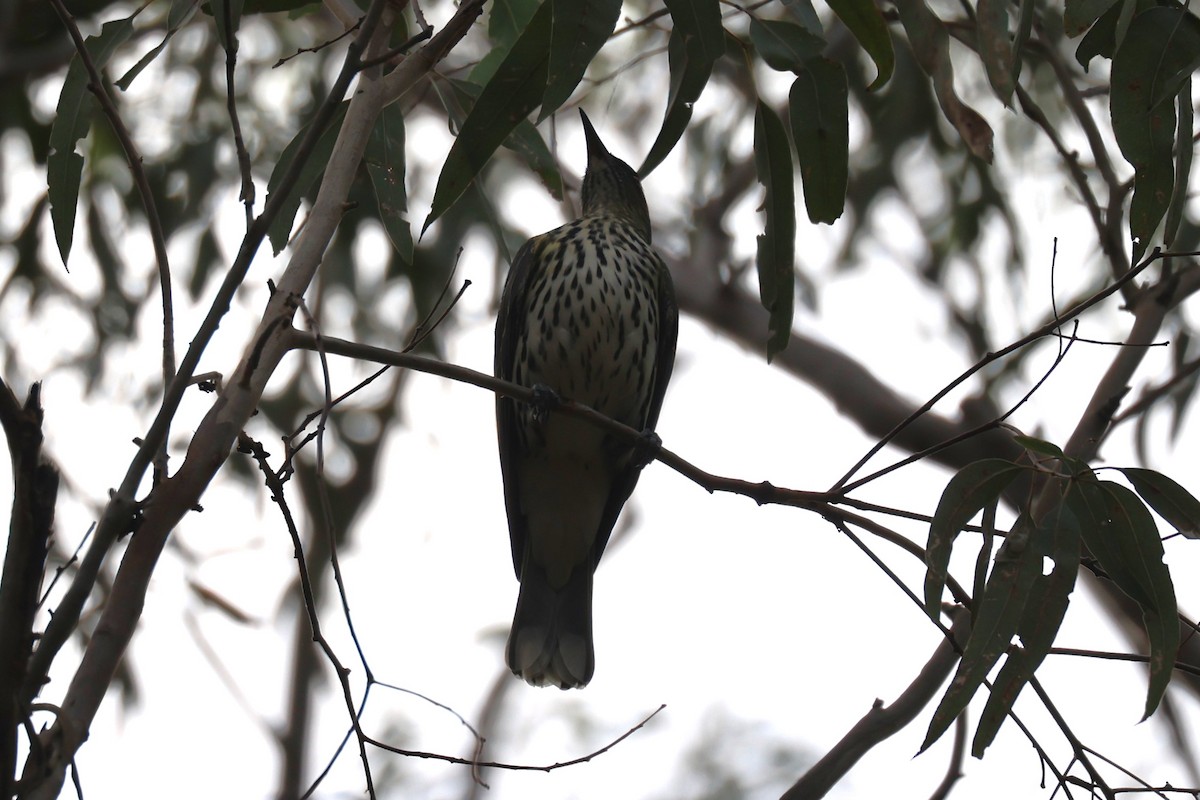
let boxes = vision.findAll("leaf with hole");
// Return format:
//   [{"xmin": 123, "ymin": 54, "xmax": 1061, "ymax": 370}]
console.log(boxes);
[
  {"xmin": 925, "ymin": 459, "xmax": 1027, "ymax": 618},
  {"xmin": 922, "ymin": 512, "xmax": 1044, "ymax": 753}
]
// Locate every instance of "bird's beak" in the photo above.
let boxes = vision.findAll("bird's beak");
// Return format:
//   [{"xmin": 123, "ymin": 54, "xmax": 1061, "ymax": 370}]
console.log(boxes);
[{"xmin": 579, "ymin": 109, "xmax": 610, "ymax": 165}]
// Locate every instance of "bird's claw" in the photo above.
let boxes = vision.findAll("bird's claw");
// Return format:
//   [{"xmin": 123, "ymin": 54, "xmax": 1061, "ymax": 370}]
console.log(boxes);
[
  {"xmin": 530, "ymin": 383, "xmax": 562, "ymax": 423},
  {"xmin": 631, "ymin": 429, "xmax": 662, "ymax": 469}
]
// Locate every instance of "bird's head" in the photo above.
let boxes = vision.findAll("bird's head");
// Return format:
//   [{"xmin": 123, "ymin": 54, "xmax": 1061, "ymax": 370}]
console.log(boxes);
[{"xmin": 579, "ymin": 110, "xmax": 653, "ymax": 243}]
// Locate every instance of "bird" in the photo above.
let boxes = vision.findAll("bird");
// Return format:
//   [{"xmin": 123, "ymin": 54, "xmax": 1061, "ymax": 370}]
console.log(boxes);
[{"xmin": 494, "ymin": 109, "xmax": 678, "ymax": 689}]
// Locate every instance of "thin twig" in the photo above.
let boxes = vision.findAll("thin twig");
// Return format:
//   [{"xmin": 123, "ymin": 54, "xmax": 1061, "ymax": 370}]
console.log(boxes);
[
  {"xmin": 45, "ymin": 0, "xmax": 177, "ymax": 479},
  {"xmin": 830, "ymin": 247, "xmax": 1175, "ymax": 493}
]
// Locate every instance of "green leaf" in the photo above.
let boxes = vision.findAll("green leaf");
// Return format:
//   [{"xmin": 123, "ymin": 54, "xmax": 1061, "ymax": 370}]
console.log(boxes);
[
  {"xmin": 788, "ymin": 58, "xmax": 848, "ymax": 224},
  {"xmin": 977, "ymin": 0, "xmax": 1014, "ymax": 105},
  {"xmin": 1120, "ymin": 467, "xmax": 1200, "ymax": 538},
  {"xmin": 1012, "ymin": 434, "xmax": 1091, "ymax": 475},
  {"xmin": 973, "ymin": 502, "xmax": 1080, "ymax": 755},
  {"xmin": 640, "ymin": 0, "xmax": 724, "ymax": 176},
  {"xmin": 1110, "ymin": 7, "xmax": 1200, "ymax": 262},
  {"xmin": 1165, "ymin": 78, "xmax": 1193, "ymax": 247},
  {"xmin": 365, "ymin": 103, "xmax": 412, "ymax": 267},
  {"xmin": 116, "ymin": 0, "xmax": 199, "ymax": 90},
  {"xmin": 539, "ymin": 0, "xmax": 621, "ymax": 121},
  {"xmin": 1011, "ymin": 434, "xmax": 1064, "ymax": 460},
  {"xmin": 924, "ymin": 459, "xmax": 1026, "ymax": 618},
  {"xmin": 753, "ymin": 102, "xmax": 795, "ymax": 363},
  {"xmin": 893, "ymin": 0, "xmax": 993, "ymax": 162},
  {"xmin": 1010, "ymin": 0, "xmax": 1035, "ymax": 89},
  {"xmin": 265, "ymin": 102, "xmax": 347, "ymax": 254},
  {"xmin": 781, "ymin": 0, "xmax": 823, "ymax": 36},
  {"xmin": 1064, "ymin": 0, "xmax": 1120, "ymax": 37},
  {"xmin": 48, "ymin": 16, "xmax": 135, "ymax": 266},
  {"xmin": 471, "ymin": 0, "xmax": 541, "ymax": 86},
  {"xmin": 825, "ymin": 0, "xmax": 894, "ymax": 90},
  {"xmin": 437, "ymin": 78, "xmax": 563, "ymax": 200},
  {"xmin": 425, "ymin": 0, "xmax": 553, "ymax": 231},
  {"xmin": 1068, "ymin": 480, "xmax": 1179, "ymax": 718},
  {"xmin": 748, "ymin": 18, "xmax": 823, "ymax": 73},
  {"xmin": 211, "ymin": 0, "xmax": 245, "ymax": 53},
  {"xmin": 922, "ymin": 513, "xmax": 1044, "ymax": 753},
  {"xmin": 1075, "ymin": 0, "xmax": 1153, "ymax": 70}
]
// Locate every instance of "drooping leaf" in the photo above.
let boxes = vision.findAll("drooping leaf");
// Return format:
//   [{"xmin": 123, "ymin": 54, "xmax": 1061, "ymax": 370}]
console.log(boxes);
[
  {"xmin": 472, "ymin": 0, "xmax": 542, "ymax": 86},
  {"xmin": 977, "ymin": 0, "xmax": 1015, "ymax": 105},
  {"xmin": 48, "ymin": 16, "xmax": 135, "ymax": 266},
  {"xmin": 1068, "ymin": 479, "xmax": 1179, "ymax": 719},
  {"xmin": 425, "ymin": 0, "xmax": 553, "ymax": 231},
  {"xmin": 752, "ymin": 101, "xmax": 795, "ymax": 362},
  {"xmin": 116, "ymin": 0, "xmax": 199, "ymax": 90},
  {"xmin": 1075, "ymin": 0, "xmax": 1154, "ymax": 70},
  {"xmin": 781, "ymin": 0, "xmax": 823, "ymax": 36},
  {"xmin": 825, "ymin": 0, "xmax": 893, "ymax": 90},
  {"xmin": 1012, "ymin": 434, "xmax": 1065, "ymax": 460},
  {"xmin": 539, "ymin": 0, "xmax": 621, "ymax": 121},
  {"xmin": 211, "ymin": 0, "xmax": 245, "ymax": 53},
  {"xmin": 973, "ymin": 502, "xmax": 1080, "ymax": 755},
  {"xmin": 893, "ymin": 0, "xmax": 993, "ymax": 162},
  {"xmin": 1010, "ymin": 0, "xmax": 1035, "ymax": 88},
  {"xmin": 922, "ymin": 513, "xmax": 1044, "ymax": 753},
  {"xmin": 437, "ymin": 78, "xmax": 563, "ymax": 200},
  {"xmin": 1165, "ymin": 78, "xmax": 1193, "ymax": 246},
  {"xmin": 788, "ymin": 58, "xmax": 848, "ymax": 224},
  {"xmin": 640, "ymin": 0, "xmax": 724, "ymax": 176},
  {"xmin": 1120, "ymin": 467, "xmax": 1200, "ymax": 538},
  {"xmin": 265, "ymin": 102, "xmax": 347, "ymax": 254},
  {"xmin": 1064, "ymin": 0, "xmax": 1121, "ymax": 37},
  {"xmin": 748, "ymin": 18, "xmax": 823, "ymax": 73},
  {"xmin": 924, "ymin": 459, "xmax": 1026, "ymax": 618},
  {"xmin": 365, "ymin": 103, "xmax": 412, "ymax": 267},
  {"xmin": 1110, "ymin": 6, "xmax": 1200, "ymax": 262}
]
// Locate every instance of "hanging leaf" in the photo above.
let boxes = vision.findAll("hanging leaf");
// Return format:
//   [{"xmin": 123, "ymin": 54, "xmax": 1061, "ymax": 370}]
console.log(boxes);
[
  {"xmin": 1110, "ymin": 6, "xmax": 1200, "ymax": 262},
  {"xmin": 264, "ymin": 102, "xmax": 347, "ymax": 254},
  {"xmin": 640, "ymin": 0, "xmax": 724, "ymax": 176},
  {"xmin": 48, "ymin": 16, "xmax": 135, "ymax": 266},
  {"xmin": 1068, "ymin": 479, "xmax": 1179, "ymax": 719},
  {"xmin": 1119, "ymin": 467, "xmax": 1200, "ymax": 538},
  {"xmin": 973, "ymin": 501, "xmax": 1080, "ymax": 755},
  {"xmin": 1064, "ymin": 0, "xmax": 1121, "ymax": 37},
  {"xmin": 922, "ymin": 513, "xmax": 1044, "ymax": 753},
  {"xmin": 924, "ymin": 459, "xmax": 1026, "ymax": 618},
  {"xmin": 893, "ymin": 0, "xmax": 993, "ymax": 162},
  {"xmin": 436, "ymin": 78, "xmax": 563, "ymax": 200},
  {"xmin": 425, "ymin": 0, "xmax": 553, "ymax": 231},
  {"xmin": 753, "ymin": 101, "xmax": 796, "ymax": 362},
  {"xmin": 472, "ymin": 0, "xmax": 542, "ymax": 86},
  {"xmin": 539, "ymin": 0, "xmax": 622, "ymax": 121},
  {"xmin": 977, "ymin": 0, "xmax": 1015, "ymax": 105},
  {"xmin": 748, "ymin": 18, "xmax": 823, "ymax": 73},
  {"xmin": 365, "ymin": 103, "xmax": 412, "ymax": 267},
  {"xmin": 788, "ymin": 58, "xmax": 848, "ymax": 224},
  {"xmin": 825, "ymin": 0, "xmax": 894, "ymax": 90},
  {"xmin": 116, "ymin": 0, "xmax": 199, "ymax": 90},
  {"xmin": 1164, "ymin": 78, "xmax": 1193, "ymax": 247}
]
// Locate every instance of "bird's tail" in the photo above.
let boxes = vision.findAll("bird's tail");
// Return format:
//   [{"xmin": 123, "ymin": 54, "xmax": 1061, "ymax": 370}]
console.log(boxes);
[{"xmin": 506, "ymin": 563, "xmax": 594, "ymax": 689}]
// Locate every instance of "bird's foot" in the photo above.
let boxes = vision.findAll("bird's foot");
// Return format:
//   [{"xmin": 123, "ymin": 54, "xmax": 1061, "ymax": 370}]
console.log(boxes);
[
  {"xmin": 530, "ymin": 383, "xmax": 562, "ymax": 423},
  {"xmin": 631, "ymin": 429, "xmax": 663, "ymax": 469}
]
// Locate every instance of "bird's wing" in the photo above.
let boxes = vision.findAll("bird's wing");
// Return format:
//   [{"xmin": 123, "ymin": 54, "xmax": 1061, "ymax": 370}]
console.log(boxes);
[
  {"xmin": 496, "ymin": 236, "xmax": 541, "ymax": 578},
  {"xmin": 589, "ymin": 251, "xmax": 679, "ymax": 568}
]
